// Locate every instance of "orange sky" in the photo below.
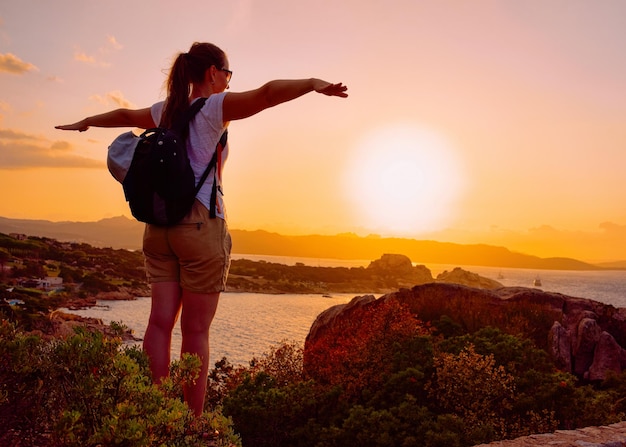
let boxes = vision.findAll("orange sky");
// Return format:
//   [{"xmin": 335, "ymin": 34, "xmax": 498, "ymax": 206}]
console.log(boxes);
[{"xmin": 1, "ymin": 1, "xmax": 625, "ymax": 262}]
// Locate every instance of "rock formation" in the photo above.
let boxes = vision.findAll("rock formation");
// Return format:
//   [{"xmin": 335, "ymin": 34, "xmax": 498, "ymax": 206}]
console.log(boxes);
[
  {"xmin": 436, "ymin": 266, "xmax": 503, "ymax": 290},
  {"xmin": 366, "ymin": 254, "xmax": 504, "ymax": 290},
  {"xmin": 365, "ymin": 253, "xmax": 433, "ymax": 286},
  {"xmin": 306, "ymin": 283, "xmax": 626, "ymax": 381}
]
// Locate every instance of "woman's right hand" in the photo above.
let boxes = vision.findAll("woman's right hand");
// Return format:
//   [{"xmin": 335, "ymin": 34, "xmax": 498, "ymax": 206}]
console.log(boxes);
[
  {"xmin": 55, "ymin": 121, "xmax": 89, "ymax": 132},
  {"xmin": 55, "ymin": 108, "xmax": 155, "ymax": 131}
]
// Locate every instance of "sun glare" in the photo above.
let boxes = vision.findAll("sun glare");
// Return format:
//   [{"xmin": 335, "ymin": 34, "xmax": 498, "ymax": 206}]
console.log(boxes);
[{"xmin": 343, "ymin": 124, "xmax": 465, "ymax": 236}]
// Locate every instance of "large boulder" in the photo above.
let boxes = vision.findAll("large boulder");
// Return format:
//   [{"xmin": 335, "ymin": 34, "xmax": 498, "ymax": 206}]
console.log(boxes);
[
  {"xmin": 366, "ymin": 253, "xmax": 415, "ymax": 274},
  {"xmin": 366, "ymin": 253, "xmax": 433, "ymax": 286},
  {"xmin": 587, "ymin": 331, "xmax": 626, "ymax": 381},
  {"xmin": 436, "ymin": 266, "xmax": 503, "ymax": 290},
  {"xmin": 573, "ymin": 317, "xmax": 602, "ymax": 376},
  {"xmin": 548, "ymin": 321, "xmax": 572, "ymax": 372}
]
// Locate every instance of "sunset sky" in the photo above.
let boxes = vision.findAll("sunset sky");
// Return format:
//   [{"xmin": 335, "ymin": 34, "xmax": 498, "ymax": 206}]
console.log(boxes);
[{"xmin": 1, "ymin": 0, "xmax": 625, "ymax": 262}]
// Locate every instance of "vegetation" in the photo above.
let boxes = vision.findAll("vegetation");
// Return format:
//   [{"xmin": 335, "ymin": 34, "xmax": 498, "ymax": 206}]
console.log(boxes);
[
  {"xmin": 202, "ymin": 299, "xmax": 626, "ymax": 447},
  {"xmin": 0, "ymin": 233, "xmax": 431, "ymax": 313},
  {"xmin": 3, "ymin": 301, "xmax": 626, "ymax": 447},
  {"xmin": 0, "ymin": 320, "xmax": 240, "ymax": 446},
  {"xmin": 3, "ymin": 232, "xmax": 626, "ymax": 445},
  {"xmin": 227, "ymin": 258, "xmax": 421, "ymax": 293},
  {"xmin": 0, "ymin": 233, "xmax": 146, "ymax": 285}
]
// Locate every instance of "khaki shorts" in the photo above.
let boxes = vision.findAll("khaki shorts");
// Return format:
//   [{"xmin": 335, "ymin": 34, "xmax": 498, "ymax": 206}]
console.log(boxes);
[{"xmin": 143, "ymin": 200, "xmax": 232, "ymax": 293}]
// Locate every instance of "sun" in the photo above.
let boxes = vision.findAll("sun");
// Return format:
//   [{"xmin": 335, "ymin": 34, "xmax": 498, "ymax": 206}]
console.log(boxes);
[{"xmin": 343, "ymin": 124, "xmax": 465, "ymax": 236}]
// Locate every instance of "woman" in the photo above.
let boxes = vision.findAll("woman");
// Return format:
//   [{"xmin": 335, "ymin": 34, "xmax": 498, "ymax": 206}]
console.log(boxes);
[{"xmin": 56, "ymin": 42, "xmax": 348, "ymax": 416}]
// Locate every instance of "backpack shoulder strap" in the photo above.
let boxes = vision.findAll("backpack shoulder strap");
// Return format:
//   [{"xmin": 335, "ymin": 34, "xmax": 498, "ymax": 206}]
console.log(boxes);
[
  {"xmin": 186, "ymin": 97, "xmax": 208, "ymax": 120},
  {"xmin": 196, "ymin": 129, "xmax": 228, "ymax": 191},
  {"xmin": 196, "ymin": 130, "xmax": 228, "ymax": 218},
  {"xmin": 171, "ymin": 97, "xmax": 208, "ymax": 136}
]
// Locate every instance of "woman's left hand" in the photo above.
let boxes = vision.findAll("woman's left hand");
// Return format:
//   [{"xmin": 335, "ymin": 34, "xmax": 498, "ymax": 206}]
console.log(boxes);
[{"xmin": 313, "ymin": 80, "xmax": 349, "ymax": 98}]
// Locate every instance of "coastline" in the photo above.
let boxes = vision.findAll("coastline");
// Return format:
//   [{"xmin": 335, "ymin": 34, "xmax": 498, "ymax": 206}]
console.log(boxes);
[{"xmin": 9, "ymin": 250, "xmax": 626, "ymax": 348}]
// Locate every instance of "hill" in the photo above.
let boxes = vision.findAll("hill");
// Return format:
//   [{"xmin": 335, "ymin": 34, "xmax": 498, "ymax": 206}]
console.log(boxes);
[
  {"xmin": 0, "ymin": 215, "xmax": 142, "ymax": 249},
  {"xmin": 0, "ymin": 215, "xmax": 607, "ymax": 271},
  {"xmin": 232, "ymin": 230, "xmax": 603, "ymax": 271},
  {"xmin": 595, "ymin": 260, "xmax": 626, "ymax": 269}
]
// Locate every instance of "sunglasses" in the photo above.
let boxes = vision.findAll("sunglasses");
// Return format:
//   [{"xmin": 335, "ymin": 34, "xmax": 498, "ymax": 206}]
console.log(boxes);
[{"xmin": 220, "ymin": 67, "xmax": 233, "ymax": 82}]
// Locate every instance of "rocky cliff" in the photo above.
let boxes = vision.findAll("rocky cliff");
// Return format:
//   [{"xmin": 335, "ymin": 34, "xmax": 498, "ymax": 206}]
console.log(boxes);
[{"xmin": 307, "ymin": 283, "xmax": 626, "ymax": 381}]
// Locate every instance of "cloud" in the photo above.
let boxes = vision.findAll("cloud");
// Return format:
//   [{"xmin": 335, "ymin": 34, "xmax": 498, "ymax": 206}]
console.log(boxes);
[
  {"xmin": 0, "ymin": 52, "xmax": 39, "ymax": 74},
  {"xmin": 89, "ymin": 90, "xmax": 135, "ymax": 108},
  {"xmin": 74, "ymin": 51, "xmax": 95, "ymax": 64},
  {"xmin": 74, "ymin": 51, "xmax": 109, "ymax": 67},
  {"xmin": 598, "ymin": 221, "xmax": 626, "ymax": 234},
  {"xmin": 74, "ymin": 35, "xmax": 122, "ymax": 67},
  {"xmin": 0, "ymin": 128, "xmax": 103, "ymax": 169},
  {"xmin": 0, "ymin": 104, "xmax": 7, "ymax": 125},
  {"xmin": 106, "ymin": 35, "xmax": 123, "ymax": 51}
]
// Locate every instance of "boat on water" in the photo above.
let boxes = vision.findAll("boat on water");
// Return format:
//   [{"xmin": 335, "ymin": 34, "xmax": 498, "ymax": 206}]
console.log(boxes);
[{"xmin": 533, "ymin": 277, "xmax": 542, "ymax": 287}]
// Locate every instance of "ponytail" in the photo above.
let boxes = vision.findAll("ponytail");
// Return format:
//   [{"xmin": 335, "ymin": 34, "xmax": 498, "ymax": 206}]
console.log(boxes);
[
  {"xmin": 161, "ymin": 43, "xmax": 226, "ymax": 129},
  {"xmin": 160, "ymin": 54, "xmax": 191, "ymax": 128}
]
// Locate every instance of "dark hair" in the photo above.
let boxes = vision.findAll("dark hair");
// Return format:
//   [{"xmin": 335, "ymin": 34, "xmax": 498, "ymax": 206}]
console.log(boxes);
[{"xmin": 160, "ymin": 42, "xmax": 226, "ymax": 128}]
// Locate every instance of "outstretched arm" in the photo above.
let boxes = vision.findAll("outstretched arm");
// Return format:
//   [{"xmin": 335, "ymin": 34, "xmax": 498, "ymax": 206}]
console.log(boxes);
[
  {"xmin": 55, "ymin": 107, "xmax": 155, "ymax": 132},
  {"xmin": 222, "ymin": 78, "xmax": 348, "ymax": 122}
]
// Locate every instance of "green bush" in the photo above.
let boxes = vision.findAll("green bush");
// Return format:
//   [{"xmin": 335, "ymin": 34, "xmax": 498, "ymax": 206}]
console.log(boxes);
[
  {"xmin": 0, "ymin": 320, "xmax": 240, "ymax": 447},
  {"xmin": 4, "ymin": 291, "xmax": 626, "ymax": 447},
  {"xmin": 207, "ymin": 299, "xmax": 626, "ymax": 447}
]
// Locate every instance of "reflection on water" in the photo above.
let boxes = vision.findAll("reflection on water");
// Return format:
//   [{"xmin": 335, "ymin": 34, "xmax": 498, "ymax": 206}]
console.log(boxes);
[{"xmin": 65, "ymin": 293, "xmax": 360, "ymax": 367}]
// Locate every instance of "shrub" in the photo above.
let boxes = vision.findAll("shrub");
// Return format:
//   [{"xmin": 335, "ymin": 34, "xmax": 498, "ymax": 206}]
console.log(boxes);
[
  {"xmin": 223, "ymin": 372, "xmax": 319, "ymax": 447},
  {"xmin": 304, "ymin": 298, "xmax": 431, "ymax": 402},
  {"xmin": 427, "ymin": 344, "xmax": 516, "ymax": 443},
  {"xmin": 217, "ymin": 342, "xmax": 320, "ymax": 447},
  {"xmin": 0, "ymin": 320, "xmax": 240, "ymax": 447}
]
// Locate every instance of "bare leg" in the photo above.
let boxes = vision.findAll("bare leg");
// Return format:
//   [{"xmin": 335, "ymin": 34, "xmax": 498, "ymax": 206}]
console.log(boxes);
[
  {"xmin": 143, "ymin": 281, "xmax": 182, "ymax": 384},
  {"xmin": 180, "ymin": 290, "xmax": 220, "ymax": 416}
]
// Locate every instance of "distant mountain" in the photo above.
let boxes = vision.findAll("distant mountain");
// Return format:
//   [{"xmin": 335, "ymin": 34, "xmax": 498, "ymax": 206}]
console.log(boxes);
[
  {"xmin": 230, "ymin": 230, "xmax": 603, "ymax": 271},
  {"xmin": 0, "ymin": 216, "xmax": 607, "ymax": 271},
  {"xmin": 0, "ymin": 216, "xmax": 144, "ymax": 250},
  {"xmin": 595, "ymin": 260, "xmax": 626, "ymax": 269}
]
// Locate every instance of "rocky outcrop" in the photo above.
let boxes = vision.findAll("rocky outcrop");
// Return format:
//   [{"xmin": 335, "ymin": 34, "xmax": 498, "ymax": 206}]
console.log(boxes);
[
  {"xmin": 548, "ymin": 321, "xmax": 572, "ymax": 371},
  {"xmin": 49, "ymin": 310, "xmax": 140, "ymax": 341},
  {"xmin": 366, "ymin": 254, "xmax": 503, "ymax": 290},
  {"xmin": 306, "ymin": 283, "xmax": 626, "ymax": 381},
  {"xmin": 366, "ymin": 253, "xmax": 433, "ymax": 286},
  {"xmin": 474, "ymin": 421, "xmax": 626, "ymax": 447},
  {"xmin": 587, "ymin": 331, "xmax": 626, "ymax": 381},
  {"xmin": 306, "ymin": 295, "xmax": 376, "ymax": 344},
  {"xmin": 436, "ymin": 267, "xmax": 503, "ymax": 290},
  {"xmin": 573, "ymin": 317, "xmax": 602, "ymax": 376}
]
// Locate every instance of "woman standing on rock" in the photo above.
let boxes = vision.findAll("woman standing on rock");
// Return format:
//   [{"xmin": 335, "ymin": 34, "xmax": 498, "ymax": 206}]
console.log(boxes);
[{"xmin": 56, "ymin": 41, "xmax": 348, "ymax": 417}]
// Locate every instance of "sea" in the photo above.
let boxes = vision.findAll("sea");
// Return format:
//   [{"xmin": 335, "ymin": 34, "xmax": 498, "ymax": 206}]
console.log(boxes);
[{"xmin": 62, "ymin": 254, "xmax": 626, "ymax": 367}]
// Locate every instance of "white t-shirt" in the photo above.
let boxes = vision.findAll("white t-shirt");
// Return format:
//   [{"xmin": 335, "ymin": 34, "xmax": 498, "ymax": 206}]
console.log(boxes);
[{"xmin": 151, "ymin": 93, "xmax": 229, "ymax": 219}]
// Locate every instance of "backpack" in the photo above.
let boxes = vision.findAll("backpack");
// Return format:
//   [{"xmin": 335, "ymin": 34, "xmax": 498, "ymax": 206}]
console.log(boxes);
[{"xmin": 107, "ymin": 98, "xmax": 227, "ymax": 226}]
